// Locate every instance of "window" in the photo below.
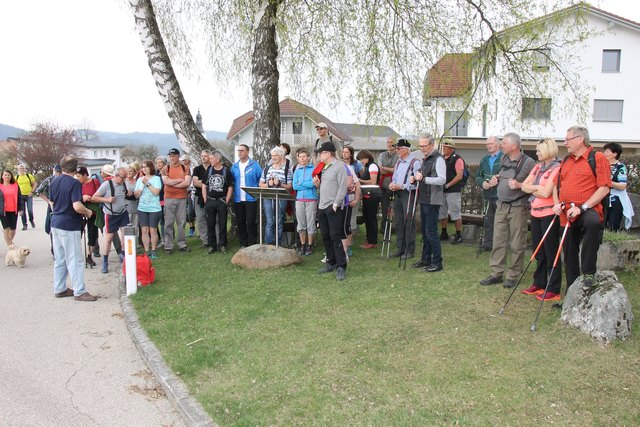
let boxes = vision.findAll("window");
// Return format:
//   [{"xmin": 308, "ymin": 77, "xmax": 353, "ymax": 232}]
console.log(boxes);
[
  {"xmin": 522, "ymin": 98, "xmax": 551, "ymax": 120},
  {"xmin": 444, "ymin": 111, "xmax": 468, "ymax": 136},
  {"xmin": 292, "ymin": 121, "xmax": 303, "ymax": 135},
  {"xmin": 112, "ymin": 149, "xmax": 116, "ymax": 155},
  {"xmin": 532, "ymin": 49, "xmax": 550, "ymax": 71},
  {"xmin": 593, "ymin": 99, "xmax": 623, "ymax": 122},
  {"xmin": 94, "ymin": 150, "xmax": 97, "ymax": 157},
  {"xmin": 602, "ymin": 50, "xmax": 621, "ymax": 72},
  {"xmin": 280, "ymin": 120, "xmax": 285, "ymax": 135}
]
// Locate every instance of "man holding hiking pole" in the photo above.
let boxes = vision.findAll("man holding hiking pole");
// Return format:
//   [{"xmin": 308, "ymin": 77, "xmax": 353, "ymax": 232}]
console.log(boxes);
[
  {"xmin": 388, "ymin": 139, "xmax": 421, "ymax": 259},
  {"xmin": 552, "ymin": 125, "xmax": 611, "ymax": 294}
]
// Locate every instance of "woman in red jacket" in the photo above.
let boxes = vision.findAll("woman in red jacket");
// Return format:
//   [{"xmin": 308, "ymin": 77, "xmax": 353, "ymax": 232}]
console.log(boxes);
[{"xmin": 0, "ymin": 169, "xmax": 25, "ymax": 247}]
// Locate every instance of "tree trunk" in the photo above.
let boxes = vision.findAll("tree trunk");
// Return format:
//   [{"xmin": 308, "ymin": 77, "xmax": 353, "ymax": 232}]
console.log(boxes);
[
  {"xmin": 129, "ymin": 0, "xmax": 210, "ymax": 156},
  {"xmin": 251, "ymin": 0, "xmax": 282, "ymax": 167}
]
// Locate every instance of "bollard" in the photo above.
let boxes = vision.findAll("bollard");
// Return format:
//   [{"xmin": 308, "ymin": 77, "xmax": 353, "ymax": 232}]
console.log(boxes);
[{"xmin": 123, "ymin": 225, "xmax": 137, "ymax": 296}]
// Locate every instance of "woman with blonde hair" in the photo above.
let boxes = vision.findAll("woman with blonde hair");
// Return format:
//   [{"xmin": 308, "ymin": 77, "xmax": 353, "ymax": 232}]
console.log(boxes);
[{"xmin": 521, "ymin": 138, "xmax": 562, "ymax": 301}]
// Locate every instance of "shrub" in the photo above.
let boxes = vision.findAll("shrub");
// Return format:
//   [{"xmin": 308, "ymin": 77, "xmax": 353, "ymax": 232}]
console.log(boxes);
[{"xmin": 622, "ymin": 153, "xmax": 639, "ymax": 195}]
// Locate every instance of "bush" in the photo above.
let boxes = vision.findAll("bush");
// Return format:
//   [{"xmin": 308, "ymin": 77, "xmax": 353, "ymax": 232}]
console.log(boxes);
[
  {"xmin": 461, "ymin": 164, "xmax": 483, "ymax": 214},
  {"xmin": 622, "ymin": 153, "xmax": 640, "ymax": 195}
]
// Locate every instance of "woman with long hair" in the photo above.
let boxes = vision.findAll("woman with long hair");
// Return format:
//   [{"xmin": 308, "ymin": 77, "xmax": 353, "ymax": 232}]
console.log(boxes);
[
  {"xmin": 0, "ymin": 169, "xmax": 25, "ymax": 248},
  {"xmin": 341, "ymin": 146, "xmax": 361, "ymax": 257},
  {"xmin": 134, "ymin": 160, "xmax": 162, "ymax": 259},
  {"xmin": 521, "ymin": 138, "xmax": 562, "ymax": 301}
]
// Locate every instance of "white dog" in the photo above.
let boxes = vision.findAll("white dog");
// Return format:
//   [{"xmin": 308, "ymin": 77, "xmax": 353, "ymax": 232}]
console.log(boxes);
[{"xmin": 5, "ymin": 245, "xmax": 31, "ymax": 268}]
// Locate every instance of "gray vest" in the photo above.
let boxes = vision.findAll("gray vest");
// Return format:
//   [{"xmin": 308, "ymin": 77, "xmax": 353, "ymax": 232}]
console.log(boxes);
[{"xmin": 418, "ymin": 151, "xmax": 444, "ymax": 206}]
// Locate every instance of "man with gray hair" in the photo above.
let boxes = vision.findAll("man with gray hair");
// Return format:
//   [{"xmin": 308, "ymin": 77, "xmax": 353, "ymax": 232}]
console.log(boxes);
[
  {"xmin": 480, "ymin": 133, "xmax": 535, "ymax": 288},
  {"xmin": 475, "ymin": 136, "xmax": 503, "ymax": 251}
]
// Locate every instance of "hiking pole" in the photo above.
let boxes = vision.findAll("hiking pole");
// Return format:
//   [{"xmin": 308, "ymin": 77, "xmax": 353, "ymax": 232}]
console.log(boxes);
[
  {"xmin": 476, "ymin": 200, "xmax": 489, "ymax": 258},
  {"xmin": 398, "ymin": 188, "xmax": 414, "ymax": 268},
  {"xmin": 381, "ymin": 192, "xmax": 394, "ymax": 258},
  {"xmin": 531, "ymin": 218, "xmax": 571, "ymax": 332},
  {"xmin": 402, "ymin": 188, "xmax": 419, "ymax": 270},
  {"xmin": 498, "ymin": 213, "xmax": 559, "ymax": 315},
  {"xmin": 83, "ymin": 217, "xmax": 89, "ymax": 269}
]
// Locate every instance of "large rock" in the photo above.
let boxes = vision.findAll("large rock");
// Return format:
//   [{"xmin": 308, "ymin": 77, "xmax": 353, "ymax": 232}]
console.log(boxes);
[
  {"xmin": 561, "ymin": 271, "xmax": 634, "ymax": 343},
  {"xmin": 597, "ymin": 240, "xmax": 640, "ymax": 271},
  {"xmin": 629, "ymin": 192, "xmax": 639, "ymax": 229},
  {"xmin": 231, "ymin": 244, "xmax": 302, "ymax": 269}
]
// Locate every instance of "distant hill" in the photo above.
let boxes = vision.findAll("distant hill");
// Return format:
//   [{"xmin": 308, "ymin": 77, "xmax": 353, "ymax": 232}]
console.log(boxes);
[{"xmin": 0, "ymin": 123, "xmax": 227, "ymax": 155}]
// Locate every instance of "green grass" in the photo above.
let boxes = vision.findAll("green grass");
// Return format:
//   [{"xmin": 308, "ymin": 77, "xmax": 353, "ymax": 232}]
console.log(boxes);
[{"xmin": 132, "ymin": 230, "xmax": 640, "ymax": 426}]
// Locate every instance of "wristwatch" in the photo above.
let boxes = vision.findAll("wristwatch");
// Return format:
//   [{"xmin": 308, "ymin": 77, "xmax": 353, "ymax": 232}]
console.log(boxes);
[{"xmin": 580, "ymin": 203, "xmax": 589, "ymax": 213}]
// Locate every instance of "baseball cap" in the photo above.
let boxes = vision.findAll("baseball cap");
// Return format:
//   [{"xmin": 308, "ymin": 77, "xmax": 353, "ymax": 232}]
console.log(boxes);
[
  {"xmin": 442, "ymin": 141, "xmax": 456, "ymax": 148},
  {"xmin": 314, "ymin": 141, "xmax": 337, "ymax": 154},
  {"xmin": 315, "ymin": 122, "xmax": 328, "ymax": 129},
  {"xmin": 167, "ymin": 148, "xmax": 180, "ymax": 156}
]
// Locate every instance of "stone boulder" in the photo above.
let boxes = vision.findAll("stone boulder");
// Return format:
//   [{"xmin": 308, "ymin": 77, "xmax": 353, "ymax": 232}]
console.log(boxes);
[
  {"xmin": 561, "ymin": 271, "xmax": 634, "ymax": 343},
  {"xmin": 231, "ymin": 244, "xmax": 302, "ymax": 269}
]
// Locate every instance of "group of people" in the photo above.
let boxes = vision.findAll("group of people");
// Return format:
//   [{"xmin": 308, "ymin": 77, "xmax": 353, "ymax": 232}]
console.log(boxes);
[{"xmin": 0, "ymin": 164, "xmax": 39, "ymax": 250}]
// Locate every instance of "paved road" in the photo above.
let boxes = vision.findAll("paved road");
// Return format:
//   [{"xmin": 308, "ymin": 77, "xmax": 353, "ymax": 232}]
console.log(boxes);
[{"xmin": 0, "ymin": 199, "xmax": 185, "ymax": 426}]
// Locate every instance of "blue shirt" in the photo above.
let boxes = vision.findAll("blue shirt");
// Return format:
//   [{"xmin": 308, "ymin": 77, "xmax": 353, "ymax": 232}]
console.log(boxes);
[
  {"xmin": 488, "ymin": 152, "xmax": 500, "ymax": 170},
  {"xmin": 50, "ymin": 174, "xmax": 84, "ymax": 231},
  {"xmin": 391, "ymin": 156, "xmax": 421, "ymax": 191}
]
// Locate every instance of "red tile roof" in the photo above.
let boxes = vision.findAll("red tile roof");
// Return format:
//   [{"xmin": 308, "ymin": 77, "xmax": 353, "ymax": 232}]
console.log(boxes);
[
  {"xmin": 425, "ymin": 53, "xmax": 473, "ymax": 98},
  {"xmin": 227, "ymin": 98, "xmax": 352, "ymax": 141}
]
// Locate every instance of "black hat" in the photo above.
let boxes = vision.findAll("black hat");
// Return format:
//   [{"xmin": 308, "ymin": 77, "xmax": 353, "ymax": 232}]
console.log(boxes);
[
  {"xmin": 53, "ymin": 164, "xmax": 62, "ymax": 172},
  {"xmin": 396, "ymin": 139, "xmax": 411, "ymax": 149},
  {"xmin": 167, "ymin": 148, "xmax": 180, "ymax": 155},
  {"xmin": 314, "ymin": 141, "xmax": 337, "ymax": 154}
]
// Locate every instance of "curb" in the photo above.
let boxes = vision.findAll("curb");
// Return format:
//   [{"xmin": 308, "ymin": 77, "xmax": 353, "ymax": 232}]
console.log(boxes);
[{"xmin": 118, "ymin": 276, "xmax": 216, "ymax": 427}]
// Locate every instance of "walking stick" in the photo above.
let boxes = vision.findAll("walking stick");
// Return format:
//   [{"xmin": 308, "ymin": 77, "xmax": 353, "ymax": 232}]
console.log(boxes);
[
  {"xmin": 381, "ymin": 192, "xmax": 394, "ymax": 258},
  {"xmin": 476, "ymin": 200, "xmax": 489, "ymax": 258},
  {"xmin": 498, "ymin": 213, "xmax": 559, "ymax": 315},
  {"xmin": 83, "ymin": 217, "xmax": 89, "ymax": 269},
  {"xmin": 401, "ymin": 188, "xmax": 419, "ymax": 270},
  {"xmin": 398, "ymin": 188, "xmax": 414, "ymax": 268},
  {"xmin": 531, "ymin": 219, "xmax": 570, "ymax": 332}
]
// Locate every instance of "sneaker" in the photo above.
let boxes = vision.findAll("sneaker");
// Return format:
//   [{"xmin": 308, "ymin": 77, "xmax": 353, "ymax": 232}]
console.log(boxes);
[
  {"xmin": 536, "ymin": 291, "xmax": 561, "ymax": 301},
  {"xmin": 149, "ymin": 250, "xmax": 158, "ymax": 260},
  {"xmin": 479, "ymin": 275, "xmax": 503, "ymax": 286},
  {"xmin": 304, "ymin": 246, "xmax": 313, "ymax": 256},
  {"xmin": 101, "ymin": 261, "xmax": 108, "ymax": 274},
  {"xmin": 118, "ymin": 253, "xmax": 125, "ymax": 263},
  {"xmin": 503, "ymin": 279, "xmax": 517, "ymax": 289},
  {"xmin": 401, "ymin": 253, "xmax": 415, "ymax": 260},
  {"xmin": 74, "ymin": 292, "xmax": 98, "ymax": 302},
  {"xmin": 347, "ymin": 246, "xmax": 353, "ymax": 257},
  {"xmin": 391, "ymin": 251, "xmax": 404, "ymax": 258},
  {"xmin": 157, "ymin": 241, "xmax": 164, "ymax": 248},
  {"xmin": 439, "ymin": 232, "xmax": 449, "ymax": 241},
  {"xmin": 188, "ymin": 229, "xmax": 195, "ymax": 237},
  {"xmin": 86, "ymin": 255, "xmax": 96, "ymax": 267},
  {"xmin": 165, "ymin": 248, "xmax": 173, "ymax": 254},
  {"xmin": 219, "ymin": 246, "xmax": 227, "ymax": 254},
  {"xmin": 335, "ymin": 267, "xmax": 346, "ymax": 281},
  {"xmin": 207, "ymin": 247, "xmax": 217, "ymax": 254},
  {"xmin": 552, "ymin": 303, "xmax": 563, "ymax": 310},
  {"xmin": 321, "ymin": 255, "xmax": 327, "ymax": 263},
  {"xmin": 451, "ymin": 234, "xmax": 463, "ymax": 245},
  {"xmin": 582, "ymin": 274, "xmax": 595, "ymax": 290},
  {"xmin": 30, "ymin": 220, "xmax": 36, "ymax": 228},
  {"xmin": 179, "ymin": 246, "xmax": 191, "ymax": 252},
  {"xmin": 412, "ymin": 259, "xmax": 430, "ymax": 268},
  {"xmin": 297, "ymin": 245, "xmax": 305, "ymax": 256},
  {"xmin": 55, "ymin": 288, "xmax": 74, "ymax": 298},
  {"xmin": 425, "ymin": 264, "xmax": 443, "ymax": 272},
  {"xmin": 22, "ymin": 225, "xmax": 27, "ymax": 231},
  {"xmin": 522, "ymin": 285, "xmax": 544, "ymax": 295},
  {"xmin": 318, "ymin": 264, "xmax": 336, "ymax": 274}
]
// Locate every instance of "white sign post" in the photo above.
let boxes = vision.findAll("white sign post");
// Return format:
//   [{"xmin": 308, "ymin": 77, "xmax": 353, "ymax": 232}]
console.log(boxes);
[{"xmin": 123, "ymin": 225, "xmax": 137, "ymax": 295}]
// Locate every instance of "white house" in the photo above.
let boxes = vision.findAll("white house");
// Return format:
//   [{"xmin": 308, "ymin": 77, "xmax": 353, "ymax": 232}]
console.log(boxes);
[{"xmin": 424, "ymin": 3, "xmax": 640, "ymax": 146}]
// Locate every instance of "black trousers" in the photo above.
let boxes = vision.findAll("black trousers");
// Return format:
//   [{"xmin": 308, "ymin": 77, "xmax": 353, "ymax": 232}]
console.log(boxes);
[
  {"xmin": 393, "ymin": 190, "xmax": 417, "ymax": 256},
  {"xmin": 605, "ymin": 197, "xmax": 623, "ymax": 231},
  {"xmin": 482, "ymin": 198, "xmax": 497, "ymax": 248},
  {"xmin": 362, "ymin": 196, "xmax": 380, "ymax": 244},
  {"xmin": 318, "ymin": 206, "xmax": 347, "ymax": 269},
  {"xmin": 530, "ymin": 214, "xmax": 562, "ymax": 294},
  {"xmin": 563, "ymin": 209, "xmax": 603, "ymax": 289},
  {"xmin": 205, "ymin": 198, "xmax": 228, "ymax": 248},
  {"xmin": 235, "ymin": 201, "xmax": 258, "ymax": 247}
]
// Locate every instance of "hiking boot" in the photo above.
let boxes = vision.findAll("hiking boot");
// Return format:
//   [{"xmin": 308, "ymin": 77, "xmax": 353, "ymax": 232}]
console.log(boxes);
[
  {"xmin": 425, "ymin": 264, "xmax": 443, "ymax": 273},
  {"xmin": 86, "ymin": 255, "xmax": 96, "ymax": 267},
  {"xmin": 22, "ymin": 225, "xmax": 27, "ymax": 231},
  {"xmin": 552, "ymin": 303, "xmax": 563, "ymax": 310},
  {"xmin": 582, "ymin": 274, "xmax": 595, "ymax": 290},
  {"xmin": 55, "ymin": 288, "xmax": 74, "ymax": 298},
  {"xmin": 219, "ymin": 246, "xmax": 227, "ymax": 254},
  {"xmin": 479, "ymin": 275, "xmax": 503, "ymax": 286},
  {"xmin": 439, "ymin": 231, "xmax": 449, "ymax": 241},
  {"xmin": 536, "ymin": 291, "xmax": 561, "ymax": 301},
  {"xmin": 101, "ymin": 260, "xmax": 108, "ymax": 274},
  {"xmin": 451, "ymin": 234, "xmax": 463, "ymax": 245},
  {"xmin": 318, "ymin": 264, "xmax": 336, "ymax": 274},
  {"xmin": 412, "ymin": 259, "xmax": 430, "ymax": 268},
  {"xmin": 503, "ymin": 279, "xmax": 517, "ymax": 289},
  {"xmin": 179, "ymin": 246, "xmax": 191, "ymax": 253},
  {"xmin": 522, "ymin": 285, "xmax": 544, "ymax": 295},
  {"xmin": 149, "ymin": 250, "xmax": 158, "ymax": 260},
  {"xmin": 304, "ymin": 246, "xmax": 313, "ymax": 256},
  {"xmin": 165, "ymin": 248, "xmax": 173, "ymax": 254},
  {"xmin": 74, "ymin": 292, "xmax": 98, "ymax": 302},
  {"xmin": 118, "ymin": 253, "xmax": 125, "ymax": 263},
  {"xmin": 207, "ymin": 247, "xmax": 217, "ymax": 254},
  {"xmin": 390, "ymin": 251, "xmax": 404, "ymax": 258},
  {"xmin": 336, "ymin": 267, "xmax": 346, "ymax": 281},
  {"xmin": 30, "ymin": 220, "xmax": 36, "ymax": 228},
  {"xmin": 297, "ymin": 245, "xmax": 305, "ymax": 256}
]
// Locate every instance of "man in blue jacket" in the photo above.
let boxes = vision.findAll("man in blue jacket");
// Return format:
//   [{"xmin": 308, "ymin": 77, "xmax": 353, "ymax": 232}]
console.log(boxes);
[
  {"xmin": 231, "ymin": 144, "xmax": 263, "ymax": 248},
  {"xmin": 475, "ymin": 136, "xmax": 502, "ymax": 251},
  {"xmin": 292, "ymin": 148, "xmax": 318, "ymax": 255}
]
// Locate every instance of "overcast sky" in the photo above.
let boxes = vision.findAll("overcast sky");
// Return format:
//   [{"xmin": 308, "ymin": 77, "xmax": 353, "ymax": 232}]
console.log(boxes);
[{"xmin": 1, "ymin": 0, "xmax": 638, "ymax": 135}]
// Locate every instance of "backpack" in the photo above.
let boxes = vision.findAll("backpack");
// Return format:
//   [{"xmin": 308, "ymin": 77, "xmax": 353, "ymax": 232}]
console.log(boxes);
[
  {"xmin": 122, "ymin": 254, "xmax": 156, "ymax": 286},
  {"xmin": 557, "ymin": 149, "xmax": 607, "ymax": 211},
  {"xmin": 106, "ymin": 179, "xmax": 127, "ymax": 215},
  {"xmin": 460, "ymin": 158, "xmax": 470, "ymax": 187}
]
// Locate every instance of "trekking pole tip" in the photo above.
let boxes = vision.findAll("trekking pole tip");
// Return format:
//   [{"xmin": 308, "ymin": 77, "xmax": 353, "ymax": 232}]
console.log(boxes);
[
  {"xmin": 498, "ymin": 308, "xmax": 504, "ymax": 315},
  {"xmin": 530, "ymin": 324, "xmax": 537, "ymax": 332}
]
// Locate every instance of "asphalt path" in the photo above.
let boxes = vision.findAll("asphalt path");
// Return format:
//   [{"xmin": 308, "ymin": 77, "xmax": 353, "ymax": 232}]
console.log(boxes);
[{"xmin": 0, "ymin": 199, "xmax": 185, "ymax": 426}]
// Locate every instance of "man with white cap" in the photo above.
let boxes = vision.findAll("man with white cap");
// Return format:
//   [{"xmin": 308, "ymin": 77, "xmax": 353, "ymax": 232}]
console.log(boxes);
[
  {"xmin": 439, "ymin": 140, "xmax": 465, "ymax": 244},
  {"xmin": 161, "ymin": 148, "xmax": 192, "ymax": 253},
  {"xmin": 314, "ymin": 122, "xmax": 342, "ymax": 154}
]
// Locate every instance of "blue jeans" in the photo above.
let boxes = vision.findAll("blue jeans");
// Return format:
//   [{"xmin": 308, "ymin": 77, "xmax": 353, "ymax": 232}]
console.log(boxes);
[
  {"xmin": 264, "ymin": 199, "xmax": 287, "ymax": 245},
  {"xmin": 52, "ymin": 228, "xmax": 87, "ymax": 296},
  {"xmin": 420, "ymin": 203, "xmax": 442, "ymax": 266},
  {"xmin": 21, "ymin": 195, "xmax": 34, "ymax": 226}
]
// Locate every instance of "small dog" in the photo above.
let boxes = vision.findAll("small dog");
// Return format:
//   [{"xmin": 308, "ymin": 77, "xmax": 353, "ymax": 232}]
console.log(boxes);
[{"xmin": 5, "ymin": 244, "xmax": 31, "ymax": 268}]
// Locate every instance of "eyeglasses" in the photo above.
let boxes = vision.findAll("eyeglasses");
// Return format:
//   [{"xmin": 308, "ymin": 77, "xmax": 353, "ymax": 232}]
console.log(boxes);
[
  {"xmin": 419, "ymin": 145, "xmax": 429, "ymax": 148},
  {"xmin": 564, "ymin": 135, "xmax": 580, "ymax": 142}
]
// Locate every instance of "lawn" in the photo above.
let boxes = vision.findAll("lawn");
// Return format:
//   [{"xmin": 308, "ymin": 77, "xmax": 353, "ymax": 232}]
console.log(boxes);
[{"xmin": 132, "ymin": 229, "xmax": 640, "ymax": 426}]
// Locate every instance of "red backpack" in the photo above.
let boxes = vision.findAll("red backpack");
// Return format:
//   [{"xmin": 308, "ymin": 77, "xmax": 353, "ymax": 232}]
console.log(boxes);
[{"xmin": 122, "ymin": 254, "xmax": 156, "ymax": 286}]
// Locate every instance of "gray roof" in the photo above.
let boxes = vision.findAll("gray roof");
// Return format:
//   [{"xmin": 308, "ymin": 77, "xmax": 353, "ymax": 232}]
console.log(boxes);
[{"xmin": 334, "ymin": 123, "xmax": 401, "ymax": 139}]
